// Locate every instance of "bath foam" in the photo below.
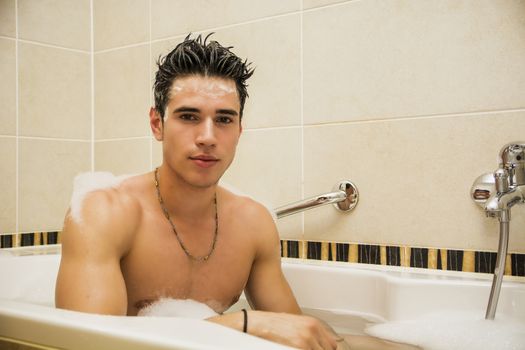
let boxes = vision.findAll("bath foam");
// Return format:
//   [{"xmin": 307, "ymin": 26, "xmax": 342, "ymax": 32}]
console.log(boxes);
[
  {"xmin": 138, "ymin": 298, "xmax": 218, "ymax": 319},
  {"xmin": 365, "ymin": 311, "xmax": 525, "ymax": 350},
  {"xmin": 69, "ymin": 172, "xmax": 132, "ymax": 223}
]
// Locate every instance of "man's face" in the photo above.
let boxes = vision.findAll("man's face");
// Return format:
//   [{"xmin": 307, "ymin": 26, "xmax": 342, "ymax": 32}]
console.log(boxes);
[{"xmin": 156, "ymin": 75, "xmax": 242, "ymax": 188}]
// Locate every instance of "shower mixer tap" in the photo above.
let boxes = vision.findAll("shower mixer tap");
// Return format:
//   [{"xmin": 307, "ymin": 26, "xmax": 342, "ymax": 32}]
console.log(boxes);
[
  {"xmin": 484, "ymin": 143, "xmax": 525, "ymax": 219},
  {"xmin": 471, "ymin": 142, "xmax": 525, "ymax": 320}
]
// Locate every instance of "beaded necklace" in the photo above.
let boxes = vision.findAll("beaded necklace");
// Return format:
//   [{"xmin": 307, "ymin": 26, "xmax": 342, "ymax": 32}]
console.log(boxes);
[{"xmin": 154, "ymin": 167, "xmax": 218, "ymax": 261}]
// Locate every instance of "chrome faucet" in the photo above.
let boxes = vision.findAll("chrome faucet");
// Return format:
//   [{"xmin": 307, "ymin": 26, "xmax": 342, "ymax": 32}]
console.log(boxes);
[
  {"xmin": 471, "ymin": 142, "xmax": 525, "ymax": 320},
  {"xmin": 484, "ymin": 143, "xmax": 525, "ymax": 217}
]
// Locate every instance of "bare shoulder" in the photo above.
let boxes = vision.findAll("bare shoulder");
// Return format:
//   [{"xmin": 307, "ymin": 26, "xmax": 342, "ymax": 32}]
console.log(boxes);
[
  {"xmin": 62, "ymin": 172, "xmax": 146, "ymax": 258},
  {"xmin": 218, "ymin": 186, "xmax": 279, "ymax": 249},
  {"xmin": 219, "ymin": 186, "xmax": 275, "ymax": 226}
]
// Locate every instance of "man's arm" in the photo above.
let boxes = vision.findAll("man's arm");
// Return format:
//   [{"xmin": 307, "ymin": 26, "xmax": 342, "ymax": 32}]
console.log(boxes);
[
  {"xmin": 243, "ymin": 205, "xmax": 301, "ymax": 314},
  {"xmin": 55, "ymin": 190, "xmax": 136, "ymax": 315},
  {"xmin": 208, "ymin": 202, "xmax": 337, "ymax": 350}
]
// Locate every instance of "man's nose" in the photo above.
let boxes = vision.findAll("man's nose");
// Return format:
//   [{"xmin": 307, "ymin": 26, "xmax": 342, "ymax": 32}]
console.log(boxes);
[{"xmin": 196, "ymin": 118, "xmax": 217, "ymax": 147}]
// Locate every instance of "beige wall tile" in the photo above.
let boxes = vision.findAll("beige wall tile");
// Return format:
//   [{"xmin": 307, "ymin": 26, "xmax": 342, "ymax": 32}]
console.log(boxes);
[
  {"xmin": 18, "ymin": 0, "xmax": 90, "ymax": 51},
  {"xmin": 95, "ymin": 45, "xmax": 150, "ymax": 139},
  {"xmin": 303, "ymin": 112, "xmax": 525, "ymax": 252},
  {"xmin": 150, "ymin": 15, "xmax": 302, "ymax": 129},
  {"xmin": 0, "ymin": 38, "xmax": 16, "ymax": 136},
  {"xmin": 221, "ymin": 127, "xmax": 303, "ymax": 238},
  {"xmin": 303, "ymin": 0, "xmax": 525, "ymax": 124},
  {"xmin": 19, "ymin": 139, "xmax": 90, "ymax": 232},
  {"xmin": 0, "ymin": 137, "xmax": 16, "ymax": 233},
  {"xmin": 303, "ymin": 0, "xmax": 348, "ymax": 9},
  {"xmin": 209, "ymin": 18, "xmax": 301, "ymax": 129},
  {"xmin": 19, "ymin": 43, "xmax": 91, "ymax": 139},
  {"xmin": 151, "ymin": 0, "xmax": 300, "ymax": 40},
  {"xmin": 95, "ymin": 138, "xmax": 150, "ymax": 175},
  {"xmin": 275, "ymin": 214, "xmax": 303, "ymax": 240},
  {"xmin": 0, "ymin": 0, "xmax": 16, "ymax": 37},
  {"xmin": 94, "ymin": 0, "xmax": 149, "ymax": 51}
]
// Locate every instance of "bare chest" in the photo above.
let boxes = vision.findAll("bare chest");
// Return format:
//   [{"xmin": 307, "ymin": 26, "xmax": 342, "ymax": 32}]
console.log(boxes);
[{"xmin": 121, "ymin": 212, "xmax": 254, "ymax": 316}]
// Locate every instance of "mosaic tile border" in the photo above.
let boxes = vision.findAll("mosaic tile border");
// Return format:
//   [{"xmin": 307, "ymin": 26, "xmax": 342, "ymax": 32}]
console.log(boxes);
[
  {"xmin": 0, "ymin": 232, "xmax": 61, "ymax": 248},
  {"xmin": 1, "ymin": 232, "xmax": 524, "ymax": 277},
  {"xmin": 280, "ymin": 240, "xmax": 525, "ymax": 277}
]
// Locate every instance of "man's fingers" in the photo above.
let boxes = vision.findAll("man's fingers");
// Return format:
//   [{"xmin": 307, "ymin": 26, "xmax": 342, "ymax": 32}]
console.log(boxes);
[
  {"xmin": 319, "ymin": 326, "xmax": 339, "ymax": 350},
  {"xmin": 307, "ymin": 318, "xmax": 338, "ymax": 350}
]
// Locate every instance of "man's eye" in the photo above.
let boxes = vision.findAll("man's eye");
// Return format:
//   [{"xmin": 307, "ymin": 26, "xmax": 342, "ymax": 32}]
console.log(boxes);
[
  {"xmin": 216, "ymin": 116, "xmax": 233, "ymax": 124},
  {"xmin": 180, "ymin": 114, "xmax": 197, "ymax": 121}
]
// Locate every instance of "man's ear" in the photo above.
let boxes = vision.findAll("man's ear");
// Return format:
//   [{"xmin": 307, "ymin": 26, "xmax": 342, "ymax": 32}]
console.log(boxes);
[{"xmin": 150, "ymin": 107, "xmax": 163, "ymax": 141}]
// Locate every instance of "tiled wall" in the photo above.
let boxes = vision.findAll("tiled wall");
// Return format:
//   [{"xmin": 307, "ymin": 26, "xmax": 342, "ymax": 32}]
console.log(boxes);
[
  {"xmin": 0, "ymin": 0, "xmax": 92, "ymax": 234},
  {"xmin": 1, "ymin": 1, "xmax": 524, "ymax": 254}
]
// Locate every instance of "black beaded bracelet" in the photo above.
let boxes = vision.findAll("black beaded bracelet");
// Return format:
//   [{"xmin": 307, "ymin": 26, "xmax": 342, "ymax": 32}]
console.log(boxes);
[{"xmin": 241, "ymin": 309, "xmax": 248, "ymax": 333}]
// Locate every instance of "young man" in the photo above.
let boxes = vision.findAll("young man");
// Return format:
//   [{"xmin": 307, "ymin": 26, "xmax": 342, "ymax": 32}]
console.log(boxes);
[{"xmin": 55, "ymin": 34, "xmax": 338, "ymax": 350}]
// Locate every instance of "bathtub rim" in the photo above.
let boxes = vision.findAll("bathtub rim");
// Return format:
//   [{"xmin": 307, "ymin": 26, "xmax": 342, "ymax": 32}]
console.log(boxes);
[{"xmin": 0, "ymin": 298, "xmax": 293, "ymax": 350}]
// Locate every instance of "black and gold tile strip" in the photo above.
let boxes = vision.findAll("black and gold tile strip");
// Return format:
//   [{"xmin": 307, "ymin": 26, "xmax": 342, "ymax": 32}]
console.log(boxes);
[
  {"xmin": 0, "ymin": 232, "xmax": 61, "ymax": 248},
  {"xmin": 280, "ymin": 240, "xmax": 525, "ymax": 277},
  {"xmin": 1, "ymin": 232, "xmax": 524, "ymax": 277}
]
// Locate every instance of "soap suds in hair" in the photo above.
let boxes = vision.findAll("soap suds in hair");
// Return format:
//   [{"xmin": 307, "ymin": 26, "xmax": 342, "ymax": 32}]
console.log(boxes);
[{"xmin": 69, "ymin": 172, "xmax": 131, "ymax": 223}]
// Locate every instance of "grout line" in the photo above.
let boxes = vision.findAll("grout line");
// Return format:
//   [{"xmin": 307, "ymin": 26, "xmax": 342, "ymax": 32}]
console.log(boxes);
[
  {"xmin": 14, "ymin": 135, "xmax": 152, "ymax": 142},
  {"xmin": 302, "ymin": 0, "xmax": 363, "ymax": 13},
  {"xmin": 301, "ymin": 107, "xmax": 525, "ymax": 129},
  {"xmin": 95, "ymin": 136, "xmax": 152, "ymax": 142},
  {"xmin": 94, "ymin": 41, "xmax": 150, "ymax": 55},
  {"xmin": 90, "ymin": 0, "xmax": 95, "ymax": 172},
  {"xmin": 17, "ymin": 136, "xmax": 91, "ymax": 142},
  {"xmin": 242, "ymin": 125, "xmax": 304, "ymax": 133},
  {"xmin": 300, "ymin": 1, "xmax": 305, "ymax": 238},
  {"xmin": 232, "ymin": 107, "xmax": 525, "ymax": 133},
  {"xmin": 16, "ymin": 38, "xmax": 90, "ymax": 54},
  {"xmin": 15, "ymin": 0, "xmax": 19, "ymax": 234}
]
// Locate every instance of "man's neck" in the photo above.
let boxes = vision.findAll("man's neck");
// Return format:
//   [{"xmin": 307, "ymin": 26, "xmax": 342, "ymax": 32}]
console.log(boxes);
[{"xmin": 155, "ymin": 165, "xmax": 217, "ymax": 221}]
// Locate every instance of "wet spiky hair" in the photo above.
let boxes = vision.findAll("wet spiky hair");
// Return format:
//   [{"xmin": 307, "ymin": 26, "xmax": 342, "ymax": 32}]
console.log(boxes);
[{"xmin": 153, "ymin": 33, "xmax": 255, "ymax": 120}]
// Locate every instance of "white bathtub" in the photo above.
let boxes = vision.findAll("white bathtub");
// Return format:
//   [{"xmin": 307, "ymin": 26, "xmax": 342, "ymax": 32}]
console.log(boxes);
[{"xmin": 1, "ymin": 245, "xmax": 524, "ymax": 349}]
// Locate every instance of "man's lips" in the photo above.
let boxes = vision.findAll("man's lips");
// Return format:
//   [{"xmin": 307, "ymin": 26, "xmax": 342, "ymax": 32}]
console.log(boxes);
[{"xmin": 189, "ymin": 155, "xmax": 219, "ymax": 168}]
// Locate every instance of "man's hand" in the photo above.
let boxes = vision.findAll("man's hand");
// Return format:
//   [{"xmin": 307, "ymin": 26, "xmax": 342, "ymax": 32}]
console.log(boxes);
[
  {"xmin": 208, "ymin": 310, "xmax": 339, "ymax": 350},
  {"xmin": 250, "ymin": 311, "xmax": 339, "ymax": 350}
]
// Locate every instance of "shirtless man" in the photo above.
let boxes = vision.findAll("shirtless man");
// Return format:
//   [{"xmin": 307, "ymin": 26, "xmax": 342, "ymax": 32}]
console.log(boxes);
[{"xmin": 55, "ymin": 34, "xmax": 338, "ymax": 350}]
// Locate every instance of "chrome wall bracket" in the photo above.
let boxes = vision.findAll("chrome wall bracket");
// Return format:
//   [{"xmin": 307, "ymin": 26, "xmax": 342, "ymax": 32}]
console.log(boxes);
[
  {"xmin": 332, "ymin": 180, "xmax": 359, "ymax": 212},
  {"xmin": 275, "ymin": 180, "xmax": 359, "ymax": 219},
  {"xmin": 471, "ymin": 173, "xmax": 495, "ymax": 208}
]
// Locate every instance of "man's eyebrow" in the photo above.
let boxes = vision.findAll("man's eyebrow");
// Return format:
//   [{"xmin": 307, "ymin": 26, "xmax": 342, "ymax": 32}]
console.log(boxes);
[
  {"xmin": 172, "ymin": 107, "xmax": 238, "ymax": 116},
  {"xmin": 173, "ymin": 106, "xmax": 200, "ymax": 114},
  {"xmin": 216, "ymin": 109, "xmax": 238, "ymax": 116}
]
